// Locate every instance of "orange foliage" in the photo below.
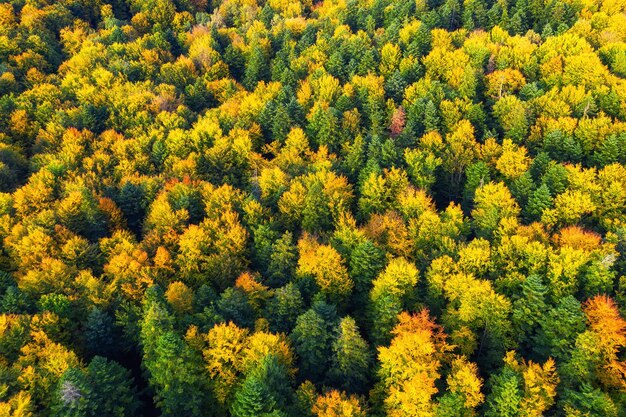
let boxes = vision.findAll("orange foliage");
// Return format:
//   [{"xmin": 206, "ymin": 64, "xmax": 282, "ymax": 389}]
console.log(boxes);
[
  {"xmin": 553, "ymin": 226, "xmax": 602, "ymax": 251},
  {"xmin": 584, "ymin": 296, "xmax": 626, "ymax": 389}
]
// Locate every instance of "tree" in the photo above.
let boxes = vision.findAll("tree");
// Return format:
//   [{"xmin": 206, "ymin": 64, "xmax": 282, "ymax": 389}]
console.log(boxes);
[
  {"xmin": 376, "ymin": 311, "xmax": 452, "ymax": 417},
  {"xmin": 244, "ymin": 45, "xmax": 270, "ymax": 90},
  {"xmin": 51, "ymin": 357, "xmax": 139, "ymax": 417},
  {"xmin": 347, "ymin": 239, "xmax": 386, "ymax": 300},
  {"xmin": 165, "ymin": 281, "xmax": 194, "ymax": 315},
  {"xmin": 203, "ymin": 322, "xmax": 249, "ymax": 406},
  {"xmin": 369, "ymin": 258, "xmax": 419, "ymax": 344},
  {"xmin": 442, "ymin": 121, "xmax": 479, "ymax": 190},
  {"xmin": 297, "ymin": 235, "xmax": 353, "ymax": 304},
  {"xmin": 231, "ymin": 376, "xmax": 281, "ymax": 417},
  {"xmin": 564, "ymin": 296, "xmax": 626, "ymax": 390},
  {"xmin": 231, "ymin": 354, "xmax": 293, "ymax": 417},
  {"xmin": 290, "ymin": 303, "xmax": 338, "ymax": 384},
  {"xmin": 484, "ymin": 365, "xmax": 522, "ymax": 417},
  {"xmin": 404, "ymin": 148, "xmax": 442, "ymax": 191},
  {"xmin": 485, "ymin": 352, "xmax": 559, "ymax": 417},
  {"xmin": 524, "ymin": 184, "xmax": 552, "ymax": 222},
  {"xmin": 329, "ymin": 316, "xmax": 371, "ymax": 393},
  {"xmin": 51, "ymin": 367, "xmax": 91, "ymax": 417},
  {"xmin": 176, "ymin": 210, "xmax": 248, "ymax": 290},
  {"xmin": 493, "ymin": 96, "xmax": 528, "ymax": 144},
  {"xmin": 216, "ymin": 287, "xmax": 256, "ymax": 329},
  {"xmin": 265, "ymin": 283, "xmax": 305, "ymax": 334},
  {"xmin": 140, "ymin": 290, "xmax": 211, "ymax": 416},
  {"xmin": 472, "ymin": 182, "xmax": 521, "ymax": 239},
  {"xmin": 464, "ymin": 162, "xmax": 491, "ymax": 205},
  {"xmin": 312, "ymin": 390, "xmax": 367, "ymax": 417},
  {"xmin": 437, "ymin": 356, "xmax": 484, "ymax": 417},
  {"xmin": 534, "ymin": 296, "xmax": 586, "ymax": 362},
  {"xmin": 84, "ymin": 308, "xmax": 118, "ymax": 358},
  {"xmin": 306, "ymin": 104, "xmax": 341, "ymax": 151},
  {"xmin": 511, "ymin": 275, "xmax": 547, "ymax": 349}
]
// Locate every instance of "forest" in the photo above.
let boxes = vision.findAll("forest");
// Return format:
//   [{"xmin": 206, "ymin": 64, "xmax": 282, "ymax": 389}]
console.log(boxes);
[{"xmin": 1, "ymin": 0, "xmax": 626, "ymax": 415}]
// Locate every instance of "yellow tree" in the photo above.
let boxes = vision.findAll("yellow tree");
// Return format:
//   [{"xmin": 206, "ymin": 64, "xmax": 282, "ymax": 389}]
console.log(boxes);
[
  {"xmin": 376, "ymin": 311, "xmax": 452, "ymax": 417},
  {"xmin": 297, "ymin": 234, "xmax": 353, "ymax": 303},
  {"xmin": 504, "ymin": 352, "xmax": 559, "ymax": 417},
  {"xmin": 369, "ymin": 258, "xmax": 419, "ymax": 344},
  {"xmin": 312, "ymin": 390, "xmax": 367, "ymax": 417},
  {"xmin": 437, "ymin": 356, "xmax": 484, "ymax": 416},
  {"xmin": 472, "ymin": 182, "xmax": 520, "ymax": 239}
]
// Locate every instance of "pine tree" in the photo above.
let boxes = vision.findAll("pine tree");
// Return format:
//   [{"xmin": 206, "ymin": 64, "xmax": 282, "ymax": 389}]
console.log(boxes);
[
  {"xmin": 84, "ymin": 308, "xmax": 117, "ymax": 357},
  {"xmin": 302, "ymin": 181, "xmax": 332, "ymax": 233},
  {"xmin": 329, "ymin": 316, "xmax": 372, "ymax": 393},
  {"xmin": 244, "ymin": 45, "xmax": 269, "ymax": 90},
  {"xmin": 267, "ymin": 232, "xmax": 298, "ymax": 288},
  {"xmin": 349, "ymin": 240, "xmax": 386, "ymax": 297},
  {"xmin": 524, "ymin": 184, "xmax": 552, "ymax": 222},
  {"xmin": 291, "ymin": 303, "xmax": 338, "ymax": 384},
  {"xmin": 84, "ymin": 357, "xmax": 140, "ymax": 417},
  {"xmin": 231, "ymin": 377, "xmax": 276, "ymax": 417},
  {"xmin": 140, "ymin": 289, "xmax": 211, "ymax": 416},
  {"xmin": 511, "ymin": 275, "xmax": 547, "ymax": 348},
  {"xmin": 485, "ymin": 367, "xmax": 522, "ymax": 417},
  {"xmin": 369, "ymin": 258, "xmax": 419, "ymax": 344},
  {"xmin": 265, "ymin": 283, "xmax": 305, "ymax": 334},
  {"xmin": 463, "ymin": 162, "xmax": 491, "ymax": 207},
  {"xmin": 534, "ymin": 296, "xmax": 586, "ymax": 361}
]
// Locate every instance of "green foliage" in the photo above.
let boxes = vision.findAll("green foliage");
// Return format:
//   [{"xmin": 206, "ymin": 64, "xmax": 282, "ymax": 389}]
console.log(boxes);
[{"xmin": 51, "ymin": 357, "xmax": 139, "ymax": 417}]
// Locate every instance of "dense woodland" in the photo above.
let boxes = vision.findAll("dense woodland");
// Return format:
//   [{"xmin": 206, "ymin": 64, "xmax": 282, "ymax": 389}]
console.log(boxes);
[{"xmin": 1, "ymin": 0, "xmax": 626, "ymax": 415}]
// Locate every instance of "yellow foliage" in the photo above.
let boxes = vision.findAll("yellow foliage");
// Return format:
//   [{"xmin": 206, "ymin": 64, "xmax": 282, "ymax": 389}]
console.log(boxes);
[
  {"xmin": 0, "ymin": 391, "xmax": 32, "ymax": 417},
  {"xmin": 380, "ymin": 43, "xmax": 401, "ymax": 77},
  {"xmin": 312, "ymin": 73, "xmax": 341, "ymax": 104},
  {"xmin": 258, "ymin": 166, "xmax": 288, "ymax": 201},
  {"xmin": 495, "ymin": 139, "xmax": 530, "ymax": 180},
  {"xmin": 399, "ymin": 20, "xmax": 423, "ymax": 46},
  {"xmin": 553, "ymin": 226, "xmax": 602, "ymax": 251},
  {"xmin": 298, "ymin": 234, "xmax": 353, "ymax": 299},
  {"xmin": 165, "ymin": 281, "xmax": 194, "ymax": 314},
  {"xmin": 583, "ymin": 296, "xmax": 626, "ymax": 389},
  {"xmin": 446, "ymin": 356, "xmax": 485, "ymax": 410},
  {"xmin": 457, "ymin": 238, "xmax": 491, "ymax": 276},
  {"xmin": 543, "ymin": 190, "xmax": 596, "ymax": 227},
  {"xmin": 242, "ymin": 331, "xmax": 294, "ymax": 374},
  {"xmin": 443, "ymin": 120, "xmax": 479, "ymax": 177},
  {"xmin": 203, "ymin": 322, "xmax": 249, "ymax": 404},
  {"xmin": 312, "ymin": 390, "xmax": 366, "ymax": 417},
  {"xmin": 371, "ymin": 257, "xmax": 419, "ymax": 301},
  {"xmin": 504, "ymin": 352, "xmax": 559, "ymax": 417},
  {"xmin": 485, "ymin": 69, "xmax": 526, "ymax": 99},
  {"xmin": 235, "ymin": 272, "xmax": 271, "ymax": 311},
  {"xmin": 365, "ymin": 211, "xmax": 413, "ymax": 258},
  {"xmin": 377, "ymin": 311, "xmax": 451, "ymax": 417}
]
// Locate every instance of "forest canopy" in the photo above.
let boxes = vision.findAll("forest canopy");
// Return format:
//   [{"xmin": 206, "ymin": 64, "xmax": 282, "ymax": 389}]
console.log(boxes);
[{"xmin": 2, "ymin": 0, "xmax": 626, "ymax": 415}]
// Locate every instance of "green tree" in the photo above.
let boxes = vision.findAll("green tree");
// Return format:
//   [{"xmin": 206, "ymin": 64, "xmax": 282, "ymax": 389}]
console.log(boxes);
[
  {"xmin": 84, "ymin": 308, "xmax": 118, "ymax": 358},
  {"xmin": 265, "ymin": 283, "xmax": 305, "ymax": 334},
  {"xmin": 328, "ymin": 316, "xmax": 371, "ymax": 393},
  {"xmin": 485, "ymin": 366, "xmax": 522, "ymax": 417},
  {"xmin": 290, "ymin": 302, "xmax": 338, "ymax": 384},
  {"xmin": 140, "ymin": 289, "xmax": 212, "ymax": 416},
  {"xmin": 511, "ymin": 275, "xmax": 547, "ymax": 349},
  {"xmin": 51, "ymin": 358, "xmax": 139, "ymax": 417},
  {"xmin": 244, "ymin": 45, "xmax": 270, "ymax": 90},
  {"xmin": 524, "ymin": 183, "xmax": 553, "ymax": 222}
]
